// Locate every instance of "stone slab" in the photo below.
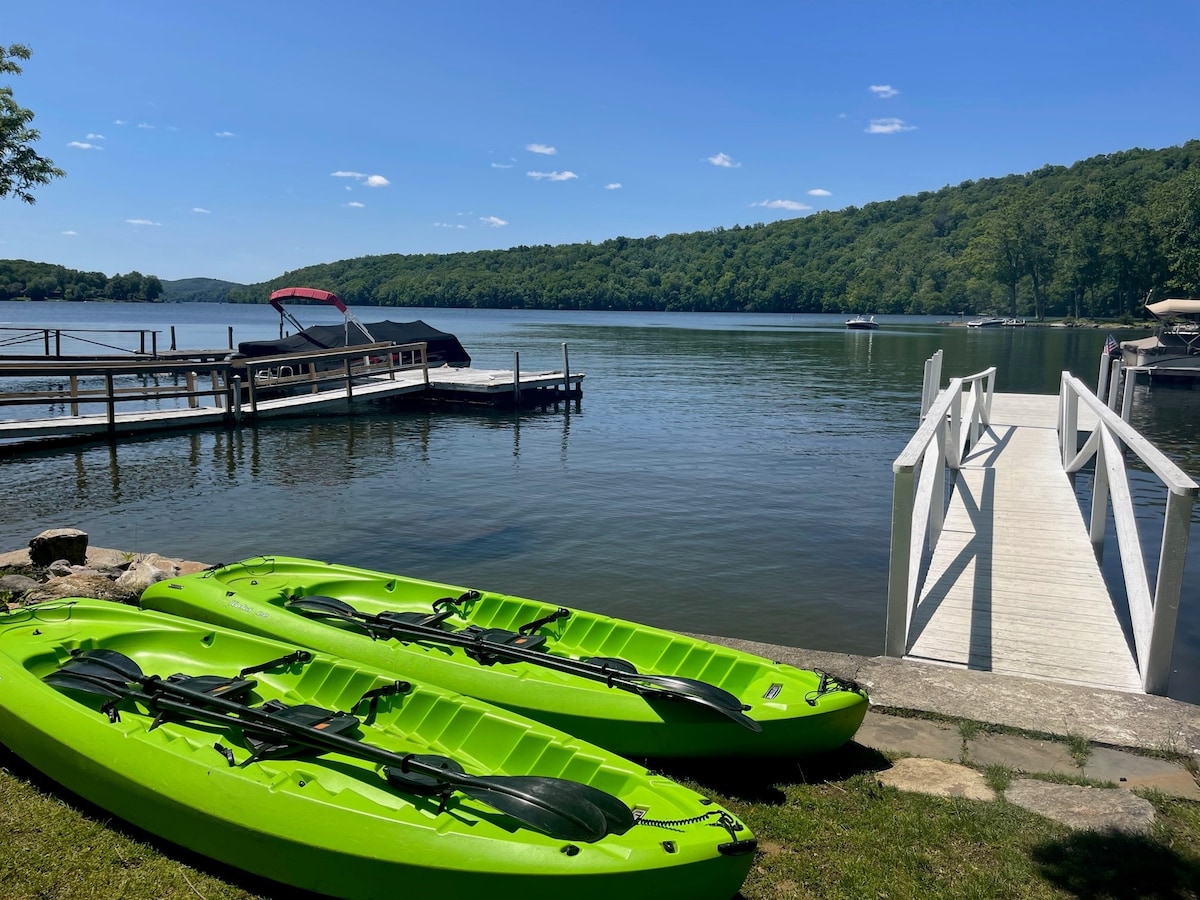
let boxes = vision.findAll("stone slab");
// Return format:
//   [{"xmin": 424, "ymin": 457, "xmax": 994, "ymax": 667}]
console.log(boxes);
[
  {"xmin": 1005, "ymin": 778, "xmax": 1156, "ymax": 834},
  {"xmin": 967, "ymin": 732, "xmax": 1078, "ymax": 775},
  {"xmin": 855, "ymin": 713, "xmax": 964, "ymax": 762},
  {"xmin": 876, "ymin": 757, "xmax": 994, "ymax": 802}
]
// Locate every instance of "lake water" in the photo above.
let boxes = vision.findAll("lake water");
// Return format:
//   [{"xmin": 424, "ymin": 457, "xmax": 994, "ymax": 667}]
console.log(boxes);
[{"xmin": 3, "ymin": 301, "xmax": 1199, "ymax": 702}]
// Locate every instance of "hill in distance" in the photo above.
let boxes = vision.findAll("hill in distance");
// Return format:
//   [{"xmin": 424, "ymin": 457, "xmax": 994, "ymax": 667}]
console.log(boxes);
[{"xmin": 160, "ymin": 277, "xmax": 245, "ymax": 303}]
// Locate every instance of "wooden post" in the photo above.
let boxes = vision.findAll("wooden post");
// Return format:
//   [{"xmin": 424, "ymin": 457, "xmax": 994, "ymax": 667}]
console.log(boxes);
[
  {"xmin": 228, "ymin": 326, "xmax": 234, "ymax": 349},
  {"xmin": 170, "ymin": 326, "xmax": 177, "ymax": 351},
  {"xmin": 1144, "ymin": 489, "xmax": 1198, "ymax": 693},
  {"xmin": 1097, "ymin": 351, "xmax": 1111, "ymax": 398},
  {"xmin": 513, "ymin": 351, "xmax": 521, "ymax": 405},
  {"xmin": 105, "ymin": 373, "xmax": 115, "ymax": 430},
  {"xmin": 885, "ymin": 465, "xmax": 916, "ymax": 656},
  {"xmin": 151, "ymin": 331, "xmax": 158, "ymax": 358},
  {"xmin": 43, "ymin": 329, "xmax": 50, "ymax": 356},
  {"xmin": 55, "ymin": 330, "xmax": 61, "ymax": 356},
  {"xmin": 561, "ymin": 343, "xmax": 570, "ymax": 397},
  {"xmin": 344, "ymin": 358, "xmax": 354, "ymax": 400},
  {"xmin": 247, "ymin": 369, "xmax": 259, "ymax": 417},
  {"xmin": 231, "ymin": 375, "xmax": 242, "ymax": 426},
  {"xmin": 1121, "ymin": 367, "xmax": 1138, "ymax": 422},
  {"xmin": 186, "ymin": 371, "xmax": 198, "ymax": 409},
  {"xmin": 69, "ymin": 375, "xmax": 79, "ymax": 416},
  {"xmin": 309, "ymin": 362, "xmax": 319, "ymax": 394},
  {"xmin": 210, "ymin": 370, "xmax": 221, "ymax": 410},
  {"xmin": 139, "ymin": 331, "xmax": 146, "ymax": 355}
]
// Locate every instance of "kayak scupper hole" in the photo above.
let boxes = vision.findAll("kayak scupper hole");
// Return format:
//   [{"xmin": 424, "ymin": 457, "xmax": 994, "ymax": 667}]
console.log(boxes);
[
  {"xmin": 661, "ymin": 841, "xmax": 677, "ymax": 854},
  {"xmin": 561, "ymin": 844, "xmax": 579, "ymax": 856},
  {"xmin": 201, "ymin": 632, "xmax": 215, "ymax": 646}
]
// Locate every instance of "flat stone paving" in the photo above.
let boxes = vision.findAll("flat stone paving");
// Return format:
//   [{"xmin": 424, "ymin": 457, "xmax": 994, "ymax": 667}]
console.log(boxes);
[{"xmin": 693, "ymin": 633, "xmax": 1200, "ymax": 832}]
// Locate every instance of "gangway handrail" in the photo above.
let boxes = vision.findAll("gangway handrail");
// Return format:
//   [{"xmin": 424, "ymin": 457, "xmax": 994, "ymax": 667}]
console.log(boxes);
[
  {"xmin": 886, "ymin": 357, "xmax": 996, "ymax": 656},
  {"xmin": 1058, "ymin": 371, "xmax": 1198, "ymax": 693}
]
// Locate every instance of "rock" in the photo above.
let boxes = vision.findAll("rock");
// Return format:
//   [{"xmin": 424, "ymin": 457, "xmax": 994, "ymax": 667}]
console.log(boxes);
[
  {"xmin": 28, "ymin": 529, "xmax": 89, "ymax": 567},
  {"xmin": 114, "ymin": 559, "xmax": 175, "ymax": 592},
  {"xmin": 876, "ymin": 757, "xmax": 995, "ymax": 801},
  {"xmin": 20, "ymin": 574, "xmax": 139, "ymax": 605},
  {"xmin": 1005, "ymin": 778, "xmax": 1156, "ymax": 834},
  {"xmin": 47, "ymin": 559, "xmax": 74, "ymax": 576},
  {"xmin": 0, "ymin": 574, "xmax": 40, "ymax": 600}
]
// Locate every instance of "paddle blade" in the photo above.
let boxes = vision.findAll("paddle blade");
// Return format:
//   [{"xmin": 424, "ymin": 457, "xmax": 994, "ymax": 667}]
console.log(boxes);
[
  {"xmin": 455, "ymin": 775, "xmax": 624, "ymax": 843},
  {"xmin": 43, "ymin": 670, "xmax": 126, "ymax": 700},
  {"xmin": 61, "ymin": 648, "xmax": 146, "ymax": 685},
  {"xmin": 286, "ymin": 595, "xmax": 360, "ymax": 620}
]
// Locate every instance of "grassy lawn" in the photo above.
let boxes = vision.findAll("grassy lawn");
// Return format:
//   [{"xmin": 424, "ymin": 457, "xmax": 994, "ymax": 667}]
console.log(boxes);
[{"xmin": 1, "ymin": 742, "xmax": 1198, "ymax": 899}]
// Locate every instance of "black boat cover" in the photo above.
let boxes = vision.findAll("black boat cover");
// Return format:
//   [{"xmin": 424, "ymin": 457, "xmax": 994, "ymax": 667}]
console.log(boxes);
[{"xmin": 236, "ymin": 320, "xmax": 471, "ymax": 366}]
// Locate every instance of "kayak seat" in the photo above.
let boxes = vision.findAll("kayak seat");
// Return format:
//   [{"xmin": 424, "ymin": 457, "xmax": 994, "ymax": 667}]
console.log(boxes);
[
  {"xmin": 460, "ymin": 626, "xmax": 549, "ymax": 665},
  {"xmin": 377, "ymin": 611, "xmax": 452, "ymax": 631},
  {"xmin": 242, "ymin": 699, "xmax": 361, "ymax": 760},
  {"xmin": 166, "ymin": 673, "xmax": 258, "ymax": 703}
]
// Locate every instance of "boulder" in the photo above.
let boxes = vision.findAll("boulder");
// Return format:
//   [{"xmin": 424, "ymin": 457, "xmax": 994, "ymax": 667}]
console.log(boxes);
[
  {"xmin": 0, "ymin": 574, "xmax": 40, "ymax": 601},
  {"xmin": 20, "ymin": 574, "xmax": 139, "ymax": 605},
  {"xmin": 115, "ymin": 559, "xmax": 176, "ymax": 592},
  {"xmin": 28, "ymin": 529, "xmax": 89, "ymax": 567}
]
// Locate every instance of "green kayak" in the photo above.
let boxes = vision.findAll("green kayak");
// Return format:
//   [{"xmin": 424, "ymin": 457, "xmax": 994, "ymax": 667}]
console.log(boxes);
[
  {"xmin": 141, "ymin": 555, "xmax": 868, "ymax": 758},
  {"xmin": 0, "ymin": 599, "xmax": 756, "ymax": 900}
]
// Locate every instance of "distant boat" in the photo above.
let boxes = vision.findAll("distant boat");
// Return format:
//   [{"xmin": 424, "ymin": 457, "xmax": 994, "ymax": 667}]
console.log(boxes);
[
  {"xmin": 845, "ymin": 314, "xmax": 879, "ymax": 330},
  {"xmin": 1003, "ymin": 318, "xmax": 1027, "ymax": 327},
  {"xmin": 966, "ymin": 316, "xmax": 1005, "ymax": 328}
]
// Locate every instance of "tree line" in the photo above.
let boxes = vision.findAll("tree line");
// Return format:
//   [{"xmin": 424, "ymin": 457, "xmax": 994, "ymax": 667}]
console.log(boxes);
[
  {"xmin": 6, "ymin": 141, "xmax": 1200, "ymax": 320},
  {"xmin": 0, "ymin": 260, "xmax": 163, "ymax": 302}
]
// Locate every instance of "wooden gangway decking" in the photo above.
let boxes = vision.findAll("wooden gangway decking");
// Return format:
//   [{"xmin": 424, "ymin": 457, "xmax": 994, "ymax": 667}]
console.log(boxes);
[
  {"xmin": 888, "ymin": 356, "xmax": 1198, "ymax": 696},
  {"xmin": 904, "ymin": 392, "xmax": 1143, "ymax": 692}
]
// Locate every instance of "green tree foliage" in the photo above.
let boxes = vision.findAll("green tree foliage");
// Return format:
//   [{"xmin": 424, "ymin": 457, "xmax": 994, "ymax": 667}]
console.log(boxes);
[
  {"xmin": 0, "ymin": 44, "xmax": 64, "ymax": 204},
  {"xmin": 0, "ymin": 260, "xmax": 161, "ymax": 301},
  {"xmin": 218, "ymin": 142, "xmax": 1200, "ymax": 321},
  {"xmin": 6, "ymin": 142, "xmax": 1200, "ymax": 319}
]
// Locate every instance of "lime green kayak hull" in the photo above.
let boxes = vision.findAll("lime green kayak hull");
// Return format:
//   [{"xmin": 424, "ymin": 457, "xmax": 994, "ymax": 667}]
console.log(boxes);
[
  {"xmin": 0, "ymin": 600, "xmax": 755, "ymax": 900},
  {"xmin": 141, "ymin": 555, "xmax": 868, "ymax": 758}
]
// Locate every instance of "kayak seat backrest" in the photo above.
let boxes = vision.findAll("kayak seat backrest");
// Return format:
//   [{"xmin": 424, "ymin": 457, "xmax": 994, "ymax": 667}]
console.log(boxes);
[
  {"xmin": 243, "ymin": 699, "xmax": 361, "ymax": 760},
  {"xmin": 460, "ymin": 627, "xmax": 548, "ymax": 664}
]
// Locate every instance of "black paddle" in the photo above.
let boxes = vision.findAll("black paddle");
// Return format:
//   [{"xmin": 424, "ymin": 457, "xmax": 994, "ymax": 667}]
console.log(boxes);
[
  {"xmin": 45, "ymin": 649, "xmax": 634, "ymax": 843},
  {"xmin": 286, "ymin": 594, "xmax": 762, "ymax": 732}
]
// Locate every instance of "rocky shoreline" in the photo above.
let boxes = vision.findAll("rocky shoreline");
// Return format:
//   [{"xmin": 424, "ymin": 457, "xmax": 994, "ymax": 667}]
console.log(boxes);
[{"xmin": 0, "ymin": 528, "xmax": 208, "ymax": 607}]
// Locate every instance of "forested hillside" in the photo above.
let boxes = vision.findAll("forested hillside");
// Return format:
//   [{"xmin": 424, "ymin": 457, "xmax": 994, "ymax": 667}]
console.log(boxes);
[
  {"xmin": 0, "ymin": 260, "xmax": 162, "ymax": 302},
  {"xmin": 229, "ymin": 142, "xmax": 1200, "ymax": 320},
  {"xmin": 159, "ymin": 277, "xmax": 244, "ymax": 303},
  {"xmin": 7, "ymin": 142, "xmax": 1200, "ymax": 319}
]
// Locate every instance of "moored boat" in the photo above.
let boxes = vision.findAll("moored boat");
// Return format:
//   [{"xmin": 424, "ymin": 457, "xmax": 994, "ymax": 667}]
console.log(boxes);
[
  {"xmin": 0, "ymin": 599, "xmax": 756, "ymax": 900},
  {"xmin": 1121, "ymin": 298, "xmax": 1200, "ymax": 371},
  {"xmin": 141, "ymin": 556, "xmax": 869, "ymax": 758},
  {"xmin": 966, "ymin": 316, "xmax": 1005, "ymax": 328}
]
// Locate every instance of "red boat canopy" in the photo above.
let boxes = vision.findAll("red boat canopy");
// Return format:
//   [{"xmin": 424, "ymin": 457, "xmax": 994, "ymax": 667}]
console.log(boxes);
[{"xmin": 268, "ymin": 287, "xmax": 348, "ymax": 316}]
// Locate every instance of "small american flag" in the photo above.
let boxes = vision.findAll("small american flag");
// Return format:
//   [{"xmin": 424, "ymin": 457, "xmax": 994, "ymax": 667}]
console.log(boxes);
[{"xmin": 1104, "ymin": 333, "xmax": 1120, "ymax": 358}]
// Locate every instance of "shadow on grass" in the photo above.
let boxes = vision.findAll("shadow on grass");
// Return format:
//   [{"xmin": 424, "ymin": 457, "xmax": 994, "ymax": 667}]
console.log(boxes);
[
  {"xmin": 646, "ymin": 740, "xmax": 892, "ymax": 805},
  {"xmin": 0, "ymin": 744, "xmax": 327, "ymax": 899},
  {"xmin": 1032, "ymin": 829, "xmax": 1200, "ymax": 899}
]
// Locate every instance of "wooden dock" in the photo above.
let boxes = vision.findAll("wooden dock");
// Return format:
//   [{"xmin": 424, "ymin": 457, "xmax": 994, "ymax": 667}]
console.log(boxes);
[
  {"xmin": 903, "ymin": 393, "xmax": 1142, "ymax": 692},
  {"xmin": 888, "ymin": 357, "xmax": 1198, "ymax": 696},
  {"xmin": 0, "ymin": 345, "xmax": 583, "ymax": 451}
]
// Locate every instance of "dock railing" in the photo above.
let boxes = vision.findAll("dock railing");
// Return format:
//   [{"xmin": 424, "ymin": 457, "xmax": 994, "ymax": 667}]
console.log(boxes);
[
  {"xmin": 1059, "ymin": 371, "xmax": 1199, "ymax": 694},
  {"xmin": 886, "ymin": 356, "xmax": 996, "ymax": 656}
]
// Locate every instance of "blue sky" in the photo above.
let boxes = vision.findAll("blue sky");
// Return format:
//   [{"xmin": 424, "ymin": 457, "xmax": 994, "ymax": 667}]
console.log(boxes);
[{"xmin": 4, "ymin": 1, "xmax": 1199, "ymax": 284}]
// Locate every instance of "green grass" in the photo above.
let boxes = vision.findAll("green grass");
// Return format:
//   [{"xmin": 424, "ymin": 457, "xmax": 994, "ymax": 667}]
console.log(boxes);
[{"xmin": 3, "ymin": 743, "xmax": 1200, "ymax": 900}]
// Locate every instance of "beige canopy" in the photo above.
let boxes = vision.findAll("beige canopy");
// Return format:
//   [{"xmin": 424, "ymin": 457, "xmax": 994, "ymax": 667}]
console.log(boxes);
[{"xmin": 1146, "ymin": 298, "xmax": 1200, "ymax": 319}]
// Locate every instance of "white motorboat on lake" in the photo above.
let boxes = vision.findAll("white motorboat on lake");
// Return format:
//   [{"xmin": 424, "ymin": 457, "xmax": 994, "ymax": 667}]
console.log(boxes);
[
  {"xmin": 845, "ymin": 314, "xmax": 879, "ymax": 330},
  {"xmin": 1121, "ymin": 298, "xmax": 1200, "ymax": 371}
]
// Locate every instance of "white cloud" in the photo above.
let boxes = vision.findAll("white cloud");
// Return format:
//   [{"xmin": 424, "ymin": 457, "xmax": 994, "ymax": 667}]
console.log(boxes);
[
  {"xmin": 808, "ymin": 188, "xmax": 832, "ymax": 197},
  {"xmin": 434, "ymin": 222, "xmax": 467, "ymax": 229},
  {"xmin": 192, "ymin": 207, "xmax": 210, "ymax": 214},
  {"xmin": 331, "ymin": 171, "xmax": 389, "ymax": 187},
  {"xmin": 605, "ymin": 182, "xmax": 622, "ymax": 190},
  {"xmin": 707, "ymin": 152, "xmax": 740, "ymax": 168},
  {"xmin": 346, "ymin": 201, "xmax": 365, "ymax": 208},
  {"xmin": 215, "ymin": 131, "xmax": 235, "ymax": 138},
  {"xmin": 527, "ymin": 170, "xmax": 578, "ymax": 181},
  {"xmin": 67, "ymin": 141, "xmax": 102, "ymax": 150},
  {"xmin": 869, "ymin": 84, "xmax": 899, "ymax": 99},
  {"xmin": 866, "ymin": 118, "xmax": 916, "ymax": 134},
  {"xmin": 113, "ymin": 119, "xmax": 127, "ymax": 125},
  {"xmin": 480, "ymin": 216, "xmax": 508, "ymax": 227},
  {"xmin": 86, "ymin": 133, "xmax": 105, "ymax": 140},
  {"xmin": 126, "ymin": 219, "xmax": 161, "ymax": 226},
  {"xmin": 751, "ymin": 199, "xmax": 811, "ymax": 211},
  {"xmin": 526, "ymin": 143, "xmax": 557, "ymax": 155},
  {"xmin": 61, "ymin": 230, "xmax": 77, "ymax": 236},
  {"xmin": 137, "ymin": 122, "xmax": 154, "ymax": 129},
  {"xmin": 491, "ymin": 162, "xmax": 514, "ymax": 169}
]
